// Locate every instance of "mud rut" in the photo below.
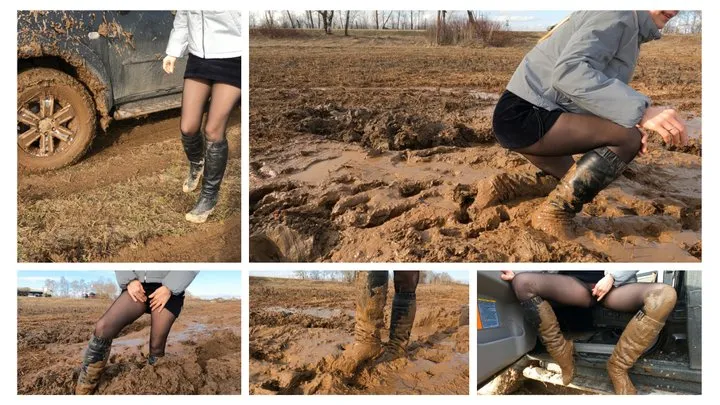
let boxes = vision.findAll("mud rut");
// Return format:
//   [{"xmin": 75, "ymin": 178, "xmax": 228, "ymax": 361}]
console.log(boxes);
[
  {"xmin": 18, "ymin": 110, "xmax": 241, "ymax": 262},
  {"xmin": 249, "ymin": 279, "xmax": 469, "ymax": 395},
  {"xmin": 17, "ymin": 298, "xmax": 241, "ymax": 394},
  {"xmin": 249, "ymin": 88, "xmax": 701, "ymax": 262}
]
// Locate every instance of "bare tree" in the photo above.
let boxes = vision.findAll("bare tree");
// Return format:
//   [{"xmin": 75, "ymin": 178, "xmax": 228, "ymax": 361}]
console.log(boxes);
[
  {"xmin": 294, "ymin": 271, "xmax": 308, "ymax": 280},
  {"xmin": 91, "ymin": 278, "xmax": 118, "ymax": 299},
  {"xmin": 58, "ymin": 276, "xmax": 69, "ymax": 297},
  {"xmin": 344, "ymin": 10, "xmax": 351, "ymax": 36},
  {"xmin": 44, "ymin": 279, "xmax": 57, "ymax": 295},
  {"xmin": 285, "ymin": 11, "xmax": 295, "ymax": 28},
  {"xmin": 318, "ymin": 10, "xmax": 335, "ymax": 34}
]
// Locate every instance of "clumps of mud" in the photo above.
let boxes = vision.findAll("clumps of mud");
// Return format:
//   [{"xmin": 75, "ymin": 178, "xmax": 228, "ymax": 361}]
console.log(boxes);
[{"xmin": 285, "ymin": 103, "xmax": 494, "ymax": 151}]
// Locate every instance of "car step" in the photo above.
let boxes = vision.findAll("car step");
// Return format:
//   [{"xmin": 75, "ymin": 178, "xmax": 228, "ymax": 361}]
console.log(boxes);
[{"xmin": 113, "ymin": 94, "xmax": 182, "ymax": 120}]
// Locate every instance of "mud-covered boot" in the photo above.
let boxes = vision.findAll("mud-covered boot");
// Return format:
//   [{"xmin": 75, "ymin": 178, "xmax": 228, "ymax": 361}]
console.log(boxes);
[
  {"xmin": 474, "ymin": 171, "xmax": 559, "ymax": 210},
  {"xmin": 75, "ymin": 335, "xmax": 112, "ymax": 395},
  {"xmin": 147, "ymin": 353, "xmax": 163, "ymax": 366},
  {"xmin": 186, "ymin": 139, "xmax": 228, "ymax": 223},
  {"xmin": 521, "ymin": 297, "xmax": 575, "ymax": 385},
  {"xmin": 377, "ymin": 292, "xmax": 417, "ymax": 363},
  {"xmin": 607, "ymin": 310, "xmax": 665, "ymax": 395},
  {"xmin": 181, "ymin": 133, "xmax": 205, "ymax": 193},
  {"xmin": 531, "ymin": 147, "xmax": 627, "ymax": 239},
  {"xmin": 332, "ymin": 271, "xmax": 389, "ymax": 377}
]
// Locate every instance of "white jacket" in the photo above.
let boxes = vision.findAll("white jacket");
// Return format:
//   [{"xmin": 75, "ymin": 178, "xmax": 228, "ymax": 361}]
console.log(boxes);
[{"xmin": 166, "ymin": 11, "xmax": 242, "ymax": 59}]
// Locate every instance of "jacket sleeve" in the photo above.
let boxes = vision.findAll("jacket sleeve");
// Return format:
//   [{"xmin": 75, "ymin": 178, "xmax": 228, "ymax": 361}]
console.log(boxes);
[
  {"xmin": 551, "ymin": 11, "xmax": 650, "ymax": 128},
  {"xmin": 115, "ymin": 271, "xmax": 137, "ymax": 289},
  {"xmin": 606, "ymin": 271, "xmax": 638, "ymax": 287},
  {"xmin": 162, "ymin": 271, "xmax": 199, "ymax": 295},
  {"xmin": 165, "ymin": 11, "xmax": 189, "ymax": 58}
]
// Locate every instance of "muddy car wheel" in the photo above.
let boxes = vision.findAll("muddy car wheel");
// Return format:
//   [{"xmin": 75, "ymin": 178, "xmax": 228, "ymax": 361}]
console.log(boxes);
[{"xmin": 17, "ymin": 67, "xmax": 97, "ymax": 172}]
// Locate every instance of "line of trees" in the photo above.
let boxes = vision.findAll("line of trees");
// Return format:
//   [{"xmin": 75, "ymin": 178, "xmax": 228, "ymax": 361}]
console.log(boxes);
[
  {"xmin": 662, "ymin": 11, "xmax": 702, "ymax": 34},
  {"xmin": 43, "ymin": 277, "xmax": 118, "ymax": 298},
  {"xmin": 252, "ymin": 10, "xmax": 436, "ymax": 33},
  {"xmin": 292, "ymin": 271, "xmax": 462, "ymax": 285}
]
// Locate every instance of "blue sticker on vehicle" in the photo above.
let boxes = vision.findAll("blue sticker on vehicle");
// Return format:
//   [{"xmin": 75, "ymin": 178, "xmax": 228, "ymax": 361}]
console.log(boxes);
[{"xmin": 478, "ymin": 298, "xmax": 499, "ymax": 329}]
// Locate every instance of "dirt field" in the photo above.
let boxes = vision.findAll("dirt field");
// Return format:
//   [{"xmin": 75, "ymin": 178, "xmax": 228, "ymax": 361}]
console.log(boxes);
[
  {"xmin": 17, "ymin": 110, "xmax": 241, "ymax": 262},
  {"xmin": 17, "ymin": 297, "xmax": 241, "ymax": 394},
  {"xmin": 249, "ymin": 276, "xmax": 469, "ymax": 395},
  {"xmin": 249, "ymin": 30, "xmax": 701, "ymax": 262}
]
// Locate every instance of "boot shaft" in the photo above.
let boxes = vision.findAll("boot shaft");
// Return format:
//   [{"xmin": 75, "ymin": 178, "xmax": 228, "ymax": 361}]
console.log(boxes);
[
  {"xmin": 354, "ymin": 271, "xmax": 389, "ymax": 344},
  {"xmin": 181, "ymin": 133, "xmax": 205, "ymax": 164},
  {"xmin": 609, "ymin": 310, "xmax": 665, "ymax": 370},
  {"xmin": 201, "ymin": 139, "xmax": 229, "ymax": 199},
  {"xmin": 387, "ymin": 292, "xmax": 417, "ymax": 353}
]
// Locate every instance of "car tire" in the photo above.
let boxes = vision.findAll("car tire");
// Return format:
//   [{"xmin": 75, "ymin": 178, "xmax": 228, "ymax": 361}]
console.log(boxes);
[{"xmin": 17, "ymin": 67, "xmax": 97, "ymax": 172}]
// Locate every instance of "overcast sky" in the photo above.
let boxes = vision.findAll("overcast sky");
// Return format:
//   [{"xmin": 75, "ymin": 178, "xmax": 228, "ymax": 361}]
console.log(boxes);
[{"xmin": 17, "ymin": 271, "xmax": 241, "ymax": 299}]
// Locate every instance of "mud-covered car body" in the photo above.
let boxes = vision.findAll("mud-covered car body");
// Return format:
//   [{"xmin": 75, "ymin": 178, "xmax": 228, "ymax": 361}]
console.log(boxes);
[
  {"xmin": 477, "ymin": 271, "xmax": 702, "ymax": 394},
  {"xmin": 17, "ymin": 11, "xmax": 186, "ymax": 171}
]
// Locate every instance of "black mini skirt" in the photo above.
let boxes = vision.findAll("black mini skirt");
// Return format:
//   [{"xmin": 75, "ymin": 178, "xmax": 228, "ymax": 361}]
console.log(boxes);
[
  {"xmin": 492, "ymin": 90, "xmax": 563, "ymax": 150},
  {"xmin": 123, "ymin": 282, "xmax": 185, "ymax": 318},
  {"xmin": 184, "ymin": 53, "xmax": 241, "ymax": 89}
]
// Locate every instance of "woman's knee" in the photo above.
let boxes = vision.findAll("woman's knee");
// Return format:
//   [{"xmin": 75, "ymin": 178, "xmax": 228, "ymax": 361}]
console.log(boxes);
[
  {"xmin": 180, "ymin": 120, "xmax": 201, "ymax": 137},
  {"xmin": 94, "ymin": 317, "xmax": 113, "ymax": 339},
  {"xmin": 511, "ymin": 273, "xmax": 537, "ymax": 301},
  {"xmin": 203, "ymin": 121, "xmax": 226, "ymax": 142},
  {"xmin": 643, "ymin": 284, "xmax": 677, "ymax": 319}
]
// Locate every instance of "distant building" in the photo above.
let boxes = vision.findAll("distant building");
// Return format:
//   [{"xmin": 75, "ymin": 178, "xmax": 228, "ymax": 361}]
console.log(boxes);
[{"xmin": 17, "ymin": 287, "xmax": 51, "ymax": 297}]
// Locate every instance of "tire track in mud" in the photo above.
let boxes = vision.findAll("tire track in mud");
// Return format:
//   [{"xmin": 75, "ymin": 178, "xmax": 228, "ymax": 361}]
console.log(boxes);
[
  {"xmin": 18, "ymin": 110, "xmax": 241, "ymax": 262},
  {"xmin": 249, "ymin": 88, "xmax": 701, "ymax": 263}
]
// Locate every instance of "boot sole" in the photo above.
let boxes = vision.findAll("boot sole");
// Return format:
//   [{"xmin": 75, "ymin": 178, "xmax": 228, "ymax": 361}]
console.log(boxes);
[{"xmin": 185, "ymin": 207, "xmax": 215, "ymax": 224}]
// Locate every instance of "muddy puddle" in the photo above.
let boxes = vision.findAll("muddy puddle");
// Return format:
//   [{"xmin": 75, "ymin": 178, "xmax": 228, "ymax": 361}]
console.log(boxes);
[
  {"xmin": 250, "ymin": 277, "xmax": 469, "ymax": 395},
  {"xmin": 250, "ymin": 87, "xmax": 701, "ymax": 263}
]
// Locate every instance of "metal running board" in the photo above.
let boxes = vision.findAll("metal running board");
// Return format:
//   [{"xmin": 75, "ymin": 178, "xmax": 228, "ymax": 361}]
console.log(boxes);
[{"xmin": 113, "ymin": 93, "xmax": 182, "ymax": 120}]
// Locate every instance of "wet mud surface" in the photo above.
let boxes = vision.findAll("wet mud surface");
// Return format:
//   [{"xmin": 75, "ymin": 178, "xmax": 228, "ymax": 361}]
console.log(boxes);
[
  {"xmin": 249, "ymin": 277, "xmax": 469, "ymax": 395},
  {"xmin": 17, "ymin": 297, "xmax": 241, "ymax": 395},
  {"xmin": 249, "ymin": 34, "xmax": 701, "ymax": 263},
  {"xmin": 18, "ymin": 110, "xmax": 241, "ymax": 262}
]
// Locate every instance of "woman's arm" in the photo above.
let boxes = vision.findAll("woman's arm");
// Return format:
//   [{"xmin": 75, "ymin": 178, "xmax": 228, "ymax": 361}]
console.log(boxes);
[
  {"xmin": 115, "ymin": 271, "xmax": 138, "ymax": 289},
  {"xmin": 165, "ymin": 11, "xmax": 189, "ymax": 58},
  {"xmin": 162, "ymin": 271, "xmax": 199, "ymax": 295},
  {"xmin": 551, "ymin": 11, "xmax": 650, "ymax": 128}
]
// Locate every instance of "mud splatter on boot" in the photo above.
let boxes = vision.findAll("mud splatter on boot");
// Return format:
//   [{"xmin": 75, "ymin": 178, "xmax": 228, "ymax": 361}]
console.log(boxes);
[
  {"xmin": 376, "ymin": 291, "xmax": 417, "ymax": 363},
  {"xmin": 181, "ymin": 133, "xmax": 205, "ymax": 193},
  {"xmin": 75, "ymin": 335, "xmax": 112, "ymax": 395},
  {"xmin": 520, "ymin": 297, "xmax": 575, "ymax": 385},
  {"xmin": 474, "ymin": 171, "xmax": 558, "ymax": 210},
  {"xmin": 332, "ymin": 271, "xmax": 388, "ymax": 377},
  {"xmin": 531, "ymin": 147, "xmax": 627, "ymax": 239}
]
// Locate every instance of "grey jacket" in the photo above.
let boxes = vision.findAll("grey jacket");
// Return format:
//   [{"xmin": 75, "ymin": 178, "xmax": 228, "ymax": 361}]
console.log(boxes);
[
  {"xmin": 166, "ymin": 11, "xmax": 242, "ymax": 59},
  {"xmin": 115, "ymin": 271, "xmax": 199, "ymax": 295},
  {"xmin": 506, "ymin": 11, "xmax": 661, "ymax": 128},
  {"xmin": 513, "ymin": 270, "xmax": 637, "ymax": 287}
]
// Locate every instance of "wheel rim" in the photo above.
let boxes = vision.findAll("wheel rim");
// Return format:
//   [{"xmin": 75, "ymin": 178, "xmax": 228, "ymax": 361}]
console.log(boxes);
[{"xmin": 17, "ymin": 92, "xmax": 77, "ymax": 157}]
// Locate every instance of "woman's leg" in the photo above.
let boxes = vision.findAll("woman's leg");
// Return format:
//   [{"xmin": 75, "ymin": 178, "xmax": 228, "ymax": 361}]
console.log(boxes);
[
  {"xmin": 180, "ymin": 78, "xmax": 212, "ymax": 193},
  {"xmin": 148, "ymin": 308, "xmax": 178, "ymax": 364},
  {"xmin": 519, "ymin": 114, "xmax": 643, "ymax": 240},
  {"xmin": 76, "ymin": 292, "xmax": 147, "ymax": 394},
  {"xmin": 511, "ymin": 273, "xmax": 595, "ymax": 385},
  {"xmin": 185, "ymin": 82, "xmax": 240, "ymax": 223},
  {"xmin": 383, "ymin": 271, "xmax": 419, "ymax": 359},
  {"xmin": 602, "ymin": 283, "xmax": 678, "ymax": 395}
]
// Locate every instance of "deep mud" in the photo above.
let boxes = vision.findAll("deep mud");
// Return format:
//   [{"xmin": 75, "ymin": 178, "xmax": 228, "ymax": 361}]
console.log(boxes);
[
  {"xmin": 249, "ymin": 33, "xmax": 701, "ymax": 263},
  {"xmin": 18, "ymin": 110, "xmax": 241, "ymax": 262},
  {"xmin": 249, "ymin": 277, "xmax": 469, "ymax": 395},
  {"xmin": 17, "ymin": 297, "xmax": 241, "ymax": 395}
]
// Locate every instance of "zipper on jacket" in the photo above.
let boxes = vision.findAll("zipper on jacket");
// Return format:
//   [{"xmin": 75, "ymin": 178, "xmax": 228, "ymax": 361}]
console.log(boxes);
[{"xmin": 201, "ymin": 11, "xmax": 206, "ymax": 58}]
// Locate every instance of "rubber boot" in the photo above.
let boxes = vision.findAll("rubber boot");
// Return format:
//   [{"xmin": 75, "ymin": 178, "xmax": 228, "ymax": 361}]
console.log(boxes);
[
  {"xmin": 521, "ymin": 297, "xmax": 575, "ymax": 385},
  {"xmin": 181, "ymin": 133, "xmax": 204, "ymax": 193},
  {"xmin": 531, "ymin": 147, "xmax": 627, "ymax": 239},
  {"xmin": 607, "ymin": 311, "xmax": 666, "ymax": 394},
  {"xmin": 474, "ymin": 171, "xmax": 559, "ymax": 210},
  {"xmin": 377, "ymin": 292, "xmax": 417, "ymax": 363},
  {"xmin": 75, "ymin": 335, "xmax": 112, "ymax": 395},
  {"xmin": 186, "ymin": 139, "xmax": 228, "ymax": 223},
  {"xmin": 148, "ymin": 353, "xmax": 163, "ymax": 366},
  {"xmin": 332, "ymin": 271, "xmax": 388, "ymax": 377}
]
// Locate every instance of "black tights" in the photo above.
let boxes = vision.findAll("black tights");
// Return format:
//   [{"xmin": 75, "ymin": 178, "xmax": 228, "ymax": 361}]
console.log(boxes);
[
  {"xmin": 514, "ymin": 113, "xmax": 643, "ymax": 179},
  {"xmin": 94, "ymin": 291, "xmax": 178, "ymax": 357},
  {"xmin": 366, "ymin": 271, "xmax": 420, "ymax": 293},
  {"xmin": 512, "ymin": 273, "xmax": 676, "ymax": 320},
  {"xmin": 180, "ymin": 78, "xmax": 241, "ymax": 143}
]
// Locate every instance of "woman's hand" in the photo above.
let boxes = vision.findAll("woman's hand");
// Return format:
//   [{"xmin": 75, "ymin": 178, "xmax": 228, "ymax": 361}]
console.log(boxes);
[
  {"xmin": 500, "ymin": 270, "xmax": 515, "ymax": 282},
  {"xmin": 149, "ymin": 286, "xmax": 172, "ymax": 312},
  {"xmin": 592, "ymin": 274, "xmax": 614, "ymax": 301},
  {"xmin": 640, "ymin": 106, "xmax": 687, "ymax": 147},
  {"xmin": 636, "ymin": 126, "xmax": 649, "ymax": 155},
  {"xmin": 162, "ymin": 55, "xmax": 177, "ymax": 74},
  {"xmin": 127, "ymin": 280, "xmax": 146, "ymax": 303}
]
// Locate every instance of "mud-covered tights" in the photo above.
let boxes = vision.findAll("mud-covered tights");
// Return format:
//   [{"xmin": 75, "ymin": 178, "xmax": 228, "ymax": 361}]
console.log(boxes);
[
  {"xmin": 93, "ymin": 291, "xmax": 177, "ymax": 357},
  {"xmin": 513, "ymin": 112, "xmax": 643, "ymax": 179},
  {"xmin": 179, "ymin": 78, "xmax": 241, "ymax": 143},
  {"xmin": 511, "ymin": 272, "xmax": 676, "ymax": 320},
  {"xmin": 367, "ymin": 271, "xmax": 420, "ymax": 293}
]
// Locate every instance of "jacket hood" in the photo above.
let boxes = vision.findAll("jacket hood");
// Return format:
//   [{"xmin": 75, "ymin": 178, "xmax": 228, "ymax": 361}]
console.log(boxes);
[{"xmin": 637, "ymin": 11, "xmax": 662, "ymax": 43}]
